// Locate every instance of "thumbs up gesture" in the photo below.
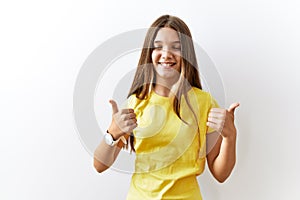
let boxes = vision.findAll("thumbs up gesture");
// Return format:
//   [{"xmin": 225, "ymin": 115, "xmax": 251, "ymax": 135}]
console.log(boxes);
[
  {"xmin": 107, "ymin": 99, "xmax": 138, "ymax": 140},
  {"xmin": 207, "ymin": 103, "xmax": 240, "ymax": 139}
]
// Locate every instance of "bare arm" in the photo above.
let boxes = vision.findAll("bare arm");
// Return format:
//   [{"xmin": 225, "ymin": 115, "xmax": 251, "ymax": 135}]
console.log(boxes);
[
  {"xmin": 93, "ymin": 99, "xmax": 137, "ymax": 173},
  {"xmin": 93, "ymin": 134, "xmax": 129, "ymax": 173},
  {"xmin": 206, "ymin": 103, "xmax": 239, "ymax": 183},
  {"xmin": 206, "ymin": 131, "xmax": 236, "ymax": 183}
]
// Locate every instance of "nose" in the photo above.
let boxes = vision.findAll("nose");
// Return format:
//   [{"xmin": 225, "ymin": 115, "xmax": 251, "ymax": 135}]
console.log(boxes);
[{"xmin": 161, "ymin": 48, "xmax": 173, "ymax": 59}]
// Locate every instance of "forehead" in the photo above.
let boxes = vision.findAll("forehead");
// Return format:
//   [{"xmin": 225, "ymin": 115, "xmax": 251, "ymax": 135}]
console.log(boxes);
[{"xmin": 154, "ymin": 27, "xmax": 180, "ymax": 43}]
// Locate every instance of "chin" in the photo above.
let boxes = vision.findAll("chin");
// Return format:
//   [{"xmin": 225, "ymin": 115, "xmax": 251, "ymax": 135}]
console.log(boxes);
[{"xmin": 157, "ymin": 72, "xmax": 180, "ymax": 80}]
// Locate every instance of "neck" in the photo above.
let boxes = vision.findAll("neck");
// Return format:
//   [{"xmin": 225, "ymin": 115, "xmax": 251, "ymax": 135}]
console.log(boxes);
[
  {"xmin": 154, "ymin": 81, "xmax": 180, "ymax": 97},
  {"xmin": 153, "ymin": 85, "xmax": 171, "ymax": 97},
  {"xmin": 153, "ymin": 74, "xmax": 181, "ymax": 97}
]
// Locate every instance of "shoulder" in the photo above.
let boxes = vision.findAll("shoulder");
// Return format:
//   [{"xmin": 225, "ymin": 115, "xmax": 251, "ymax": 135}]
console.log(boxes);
[
  {"xmin": 126, "ymin": 93, "xmax": 143, "ymax": 109},
  {"xmin": 190, "ymin": 87, "xmax": 212, "ymax": 101},
  {"xmin": 189, "ymin": 87, "xmax": 219, "ymax": 108}
]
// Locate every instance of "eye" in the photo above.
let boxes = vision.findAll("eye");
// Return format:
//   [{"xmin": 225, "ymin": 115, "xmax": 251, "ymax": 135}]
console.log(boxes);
[
  {"xmin": 172, "ymin": 46, "xmax": 181, "ymax": 51},
  {"xmin": 153, "ymin": 46, "xmax": 162, "ymax": 50}
]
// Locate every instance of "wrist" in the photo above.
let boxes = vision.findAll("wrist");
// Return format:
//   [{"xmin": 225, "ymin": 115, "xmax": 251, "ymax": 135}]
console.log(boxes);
[
  {"xmin": 223, "ymin": 133, "xmax": 237, "ymax": 143},
  {"xmin": 107, "ymin": 128, "xmax": 123, "ymax": 140},
  {"xmin": 105, "ymin": 129, "xmax": 128, "ymax": 146}
]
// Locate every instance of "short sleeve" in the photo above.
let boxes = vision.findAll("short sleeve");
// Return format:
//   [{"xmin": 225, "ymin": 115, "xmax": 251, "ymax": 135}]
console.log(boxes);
[
  {"xmin": 122, "ymin": 94, "xmax": 138, "ymax": 110},
  {"xmin": 207, "ymin": 95, "xmax": 220, "ymax": 134},
  {"xmin": 126, "ymin": 94, "xmax": 135, "ymax": 109}
]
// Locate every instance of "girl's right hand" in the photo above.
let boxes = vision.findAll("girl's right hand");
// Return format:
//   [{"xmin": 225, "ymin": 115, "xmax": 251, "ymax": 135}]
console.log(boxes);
[{"xmin": 107, "ymin": 99, "xmax": 137, "ymax": 139}]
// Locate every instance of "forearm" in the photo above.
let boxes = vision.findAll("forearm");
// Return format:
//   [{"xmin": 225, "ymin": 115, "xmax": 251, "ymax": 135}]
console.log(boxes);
[
  {"xmin": 93, "ymin": 138, "xmax": 122, "ymax": 173},
  {"xmin": 206, "ymin": 102, "xmax": 240, "ymax": 183},
  {"xmin": 210, "ymin": 135, "xmax": 236, "ymax": 182},
  {"xmin": 94, "ymin": 100, "xmax": 136, "ymax": 173}
]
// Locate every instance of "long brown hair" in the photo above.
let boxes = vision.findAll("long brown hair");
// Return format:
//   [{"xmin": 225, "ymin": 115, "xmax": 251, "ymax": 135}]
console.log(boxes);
[{"xmin": 127, "ymin": 15, "xmax": 202, "ymax": 151}]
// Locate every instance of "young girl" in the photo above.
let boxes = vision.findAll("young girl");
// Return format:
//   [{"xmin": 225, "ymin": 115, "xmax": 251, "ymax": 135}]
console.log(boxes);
[{"xmin": 94, "ymin": 14, "xmax": 239, "ymax": 200}]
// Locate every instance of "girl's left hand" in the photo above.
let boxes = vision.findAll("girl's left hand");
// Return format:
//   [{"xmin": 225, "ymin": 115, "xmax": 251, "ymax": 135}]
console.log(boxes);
[{"xmin": 207, "ymin": 103, "xmax": 240, "ymax": 139}]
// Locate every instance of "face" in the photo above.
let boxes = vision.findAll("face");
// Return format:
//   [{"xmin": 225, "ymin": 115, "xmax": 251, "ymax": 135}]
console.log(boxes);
[{"xmin": 151, "ymin": 27, "xmax": 182, "ymax": 82}]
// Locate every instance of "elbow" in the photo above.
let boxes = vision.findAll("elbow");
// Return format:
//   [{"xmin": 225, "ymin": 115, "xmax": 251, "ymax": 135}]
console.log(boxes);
[
  {"xmin": 211, "ymin": 165, "xmax": 235, "ymax": 183},
  {"xmin": 94, "ymin": 165, "xmax": 105, "ymax": 173},
  {"xmin": 215, "ymin": 176, "xmax": 227, "ymax": 183},
  {"xmin": 213, "ymin": 167, "xmax": 234, "ymax": 183},
  {"xmin": 93, "ymin": 158, "xmax": 109, "ymax": 173}
]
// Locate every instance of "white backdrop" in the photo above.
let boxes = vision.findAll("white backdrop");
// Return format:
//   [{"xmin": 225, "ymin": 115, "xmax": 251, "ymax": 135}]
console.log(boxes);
[{"xmin": 1, "ymin": 0, "xmax": 300, "ymax": 199}]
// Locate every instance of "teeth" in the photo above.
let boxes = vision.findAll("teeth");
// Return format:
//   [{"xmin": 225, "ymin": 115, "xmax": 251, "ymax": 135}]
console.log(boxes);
[{"xmin": 160, "ymin": 63, "xmax": 175, "ymax": 67}]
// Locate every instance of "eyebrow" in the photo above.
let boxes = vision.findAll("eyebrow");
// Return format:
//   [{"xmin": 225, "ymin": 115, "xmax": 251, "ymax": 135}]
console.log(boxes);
[{"xmin": 154, "ymin": 41, "xmax": 181, "ymax": 44}]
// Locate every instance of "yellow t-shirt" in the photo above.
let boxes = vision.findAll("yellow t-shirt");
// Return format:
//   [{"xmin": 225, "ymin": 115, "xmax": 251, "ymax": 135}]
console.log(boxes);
[{"xmin": 126, "ymin": 87, "xmax": 219, "ymax": 200}]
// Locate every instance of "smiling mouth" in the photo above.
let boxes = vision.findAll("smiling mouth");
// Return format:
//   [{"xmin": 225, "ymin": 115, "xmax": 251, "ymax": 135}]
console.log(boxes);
[{"xmin": 158, "ymin": 62, "xmax": 176, "ymax": 67}]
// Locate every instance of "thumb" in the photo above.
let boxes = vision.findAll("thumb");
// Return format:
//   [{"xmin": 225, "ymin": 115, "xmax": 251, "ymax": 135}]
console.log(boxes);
[
  {"xmin": 109, "ymin": 99, "xmax": 119, "ymax": 114},
  {"xmin": 227, "ymin": 102, "xmax": 240, "ymax": 113}
]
